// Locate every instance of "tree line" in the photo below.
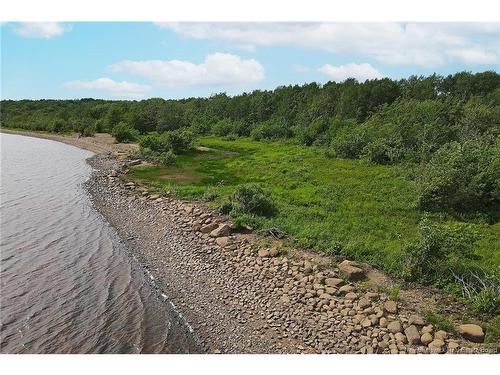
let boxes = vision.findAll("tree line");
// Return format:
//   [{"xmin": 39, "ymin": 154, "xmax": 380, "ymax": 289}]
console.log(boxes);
[{"xmin": 2, "ymin": 71, "xmax": 499, "ymax": 223}]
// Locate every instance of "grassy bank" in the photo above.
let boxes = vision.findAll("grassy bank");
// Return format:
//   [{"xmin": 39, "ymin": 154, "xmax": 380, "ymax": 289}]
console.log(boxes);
[{"xmin": 127, "ymin": 136, "xmax": 500, "ymax": 280}]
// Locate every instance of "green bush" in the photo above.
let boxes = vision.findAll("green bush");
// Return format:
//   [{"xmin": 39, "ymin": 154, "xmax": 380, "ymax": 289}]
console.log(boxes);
[
  {"xmin": 400, "ymin": 216, "xmax": 477, "ymax": 283},
  {"xmin": 417, "ymin": 141, "xmax": 500, "ymax": 222},
  {"xmin": 112, "ymin": 122, "xmax": 138, "ymax": 143},
  {"xmin": 159, "ymin": 150, "xmax": 176, "ymax": 166},
  {"xmin": 140, "ymin": 133, "xmax": 170, "ymax": 153},
  {"xmin": 362, "ymin": 137, "xmax": 404, "ymax": 164},
  {"xmin": 328, "ymin": 126, "xmax": 368, "ymax": 159},
  {"xmin": 229, "ymin": 184, "xmax": 277, "ymax": 217},
  {"xmin": 50, "ymin": 119, "xmax": 66, "ymax": 133},
  {"xmin": 164, "ymin": 129, "xmax": 195, "ymax": 154},
  {"xmin": 251, "ymin": 119, "xmax": 292, "ymax": 141},
  {"xmin": 77, "ymin": 119, "xmax": 96, "ymax": 137},
  {"xmin": 471, "ymin": 289, "xmax": 500, "ymax": 317}
]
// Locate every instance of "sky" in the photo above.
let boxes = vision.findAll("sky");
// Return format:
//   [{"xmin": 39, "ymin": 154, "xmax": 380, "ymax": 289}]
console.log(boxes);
[{"xmin": 1, "ymin": 22, "xmax": 499, "ymax": 100}]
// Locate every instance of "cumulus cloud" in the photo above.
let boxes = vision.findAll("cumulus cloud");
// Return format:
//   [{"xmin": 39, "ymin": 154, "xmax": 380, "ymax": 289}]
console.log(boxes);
[
  {"xmin": 318, "ymin": 63, "xmax": 385, "ymax": 82},
  {"xmin": 157, "ymin": 22, "xmax": 500, "ymax": 67},
  {"xmin": 108, "ymin": 53, "xmax": 264, "ymax": 87},
  {"xmin": 12, "ymin": 22, "xmax": 70, "ymax": 39},
  {"xmin": 64, "ymin": 77, "xmax": 151, "ymax": 98}
]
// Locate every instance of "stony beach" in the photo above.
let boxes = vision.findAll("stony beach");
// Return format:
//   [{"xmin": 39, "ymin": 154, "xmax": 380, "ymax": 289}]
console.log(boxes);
[
  {"xmin": 2, "ymin": 130, "xmax": 492, "ymax": 354},
  {"xmin": 86, "ymin": 151, "xmax": 490, "ymax": 354}
]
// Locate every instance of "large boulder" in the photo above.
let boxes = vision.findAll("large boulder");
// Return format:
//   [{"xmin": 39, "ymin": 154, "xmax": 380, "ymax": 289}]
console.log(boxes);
[
  {"xmin": 387, "ymin": 320, "xmax": 402, "ymax": 333},
  {"xmin": 209, "ymin": 223, "xmax": 230, "ymax": 237},
  {"xmin": 457, "ymin": 324, "xmax": 484, "ymax": 343},
  {"xmin": 404, "ymin": 325, "xmax": 421, "ymax": 345},
  {"xmin": 200, "ymin": 222, "xmax": 218, "ymax": 233},
  {"xmin": 383, "ymin": 300, "xmax": 398, "ymax": 314},
  {"xmin": 338, "ymin": 260, "xmax": 366, "ymax": 281}
]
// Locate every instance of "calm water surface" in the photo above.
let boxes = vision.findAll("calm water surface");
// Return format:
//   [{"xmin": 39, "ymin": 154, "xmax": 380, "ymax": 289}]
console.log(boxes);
[{"xmin": 0, "ymin": 133, "xmax": 198, "ymax": 353}]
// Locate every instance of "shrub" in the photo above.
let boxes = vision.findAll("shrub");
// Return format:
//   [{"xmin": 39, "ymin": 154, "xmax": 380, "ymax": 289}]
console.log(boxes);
[
  {"xmin": 212, "ymin": 118, "xmax": 247, "ymax": 137},
  {"xmin": 471, "ymin": 289, "xmax": 500, "ymax": 317},
  {"xmin": 363, "ymin": 137, "xmax": 404, "ymax": 164},
  {"xmin": 140, "ymin": 133, "xmax": 169, "ymax": 153},
  {"xmin": 159, "ymin": 150, "xmax": 176, "ymax": 166},
  {"xmin": 328, "ymin": 126, "xmax": 368, "ymax": 159},
  {"xmin": 228, "ymin": 184, "xmax": 277, "ymax": 217},
  {"xmin": 50, "ymin": 119, "xmax": 66, "ymax": 133},
  {"xmin": 400, "ymin": 216, "xmax": 477, "ymax": 283},
  {"xmin": 77, "ymin": 119, "xmax": 96, "ymax": 137},
  {"xmin": 251, "ymin": 119, "xmax": 292, "ymax": 141},
  {"xmin": 417, "ymin": 141, "xmax": 500, "ymax": 222},
  {"xmin": 112, "ymin": 122, "xmax": 138, "ymax": 143},
  {"xmin": 164, "ymin": 129, "xmax": 195, "ymax": 154}
]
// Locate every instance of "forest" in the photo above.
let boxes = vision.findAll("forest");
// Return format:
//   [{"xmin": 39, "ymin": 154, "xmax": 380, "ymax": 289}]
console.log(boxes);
[{"xmin": 2, "ymin": 71, "xmax": 499, "ymax": 322}]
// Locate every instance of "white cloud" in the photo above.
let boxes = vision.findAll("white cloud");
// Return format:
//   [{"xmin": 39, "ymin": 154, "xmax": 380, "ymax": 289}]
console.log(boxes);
[
  {"xmin": 12, "ymin": 22, "xmax": 70, "ymax": 39},
  {"xmin": 64, "ymin": 77, "xmax": 151, "ymax": 98},
  {"xmin": 157, "ymin": 22, "xmax": 500, "ymax": 67},
  {"xmin": 108, "ymin": 53, "xmax": 264, "ymax": 87},
  {"xmin": 318, "ymin": 63, "xmax": 385, "ymax": 82}
]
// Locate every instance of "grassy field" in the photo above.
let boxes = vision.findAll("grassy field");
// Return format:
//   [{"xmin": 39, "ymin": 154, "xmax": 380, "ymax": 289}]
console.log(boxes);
[{"xmin": 128, "ymin": 136, "xmax": 500, "ymax": 277}]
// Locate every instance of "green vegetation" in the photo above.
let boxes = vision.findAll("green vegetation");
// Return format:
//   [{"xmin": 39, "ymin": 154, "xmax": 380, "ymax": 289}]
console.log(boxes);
[
  {"xmin": 425, "ymin": 311, "xmax": 456, "ymax": 333},
  {"xmin": 2, "ymin": 71, "xmax": 499, "ymax": 318},
  {"xmin": 390, "ymin": 285, "xmax": 401, "ymax": 302},
  {"xmin": 112, "ymin": 122, "xmax": 138, "ymax": 143}
]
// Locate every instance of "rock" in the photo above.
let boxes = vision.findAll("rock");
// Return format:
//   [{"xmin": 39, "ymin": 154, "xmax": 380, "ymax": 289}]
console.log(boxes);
[
  {"xmin": 361, "ymin": 318, "xmax": 372, "ymax": 328},
  {"xmin": 383, "ymin": 300, "xmax": 398, "ymax": 314},
  {"xmin": 387, "ymin": 320, "xmax": 402, "ymax": 333},
  {"xmin": 149, "ymin": 194, "xmax": 160, "ymax": 200},
  {"xmin": 457, "ymin": 324, "xmax": 484, "ymax": 343},
  {"xmin": 429, "ymin": 339, "xmax": 445, "ymax": 349},
  {"xmin": 127, "ymin": 159, "xmax": 141, "ymax": 166},
  {"xmin": 408, "ymin": 314, "xmax": 426, "ymax": 326},
  {"xmin": 358, "ymin": 297, "xmax": 371, "ymax": 309},
  {"xmin": 210, "ymin": 224, "xmax": 230, "ymax": 238},
  {"xmin": 447, "ymin": 340, "xmax": 459, "ymax": 350},
  {"xmin": 379, "ymin": 317, "xmax": 388, "ymax": 328},
  {"xmin": 420, "ymin": 332, "xmax": 433, "ymax": 345},
  {"xmin": 258, "ymin": 249, "xmax": 270, "ymax": 258},
  {"xmin": 345, "ymin": 292, "xmax": 358, "ymax": 300},
  {"xmin": 216, "ymin": 237, "xmax": 230, "ymax": 248},
  {"xmin": 280, "ymin": 295, "xmax": 291, "ymax": 304},
  {"xmin": 200, "ymin": 222, "xmax": 218, "ymax": 233},
  {"xmin": 421, "ymin": 325, "xmax": 433, "ymax": 334},
  {"xmin": 325, "ymin": 278, "xmax": 344, "ymax": 287},
  {"xmin": 364, "ymin": 292, "xmax": 379, "ymax": 301},
  {"xmin": 269, "ymin": 248, "xmax": 280, "ymax": 257},
  {"xmin": 395, "ymin": 332, "xmax": 407, "ymax": 343},
  {"xmin": 338, "ymin": 285, "xmax": 355, "ymax": 295},
  {"xmin": 404, "ymin": 325, "xmax": 421, "ymax": 345},
  {"xmin": 338, "ymin": 260, "xmax": 366, "ymax": 281},
  {"xmin": 434, "ymin": 330, "xmax": 448, "ymax": 341},
  {"xmin": 303, "ymin": 261, "xmax": 313, "ymax": 274},
  {"xmin": 109, "ymin": 170, "xmax": 118, "ymax": 177}
]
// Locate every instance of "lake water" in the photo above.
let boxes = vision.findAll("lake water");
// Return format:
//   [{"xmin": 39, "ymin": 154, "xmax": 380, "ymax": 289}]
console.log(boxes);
[{"xmin": 0, "ymin": 133, "xmax": 198, "ymax": 353}]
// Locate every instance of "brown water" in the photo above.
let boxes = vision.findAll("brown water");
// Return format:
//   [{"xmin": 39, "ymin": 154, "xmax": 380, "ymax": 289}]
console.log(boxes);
[{"xmin": 0, "ymin": 133, "xmax": 199, "ymax": 353}]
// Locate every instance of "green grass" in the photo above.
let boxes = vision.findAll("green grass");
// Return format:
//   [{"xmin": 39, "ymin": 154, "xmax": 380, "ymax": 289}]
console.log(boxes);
[{"xmin": 127, "ymin": 136, "xmax": 500, "ymax": 277}]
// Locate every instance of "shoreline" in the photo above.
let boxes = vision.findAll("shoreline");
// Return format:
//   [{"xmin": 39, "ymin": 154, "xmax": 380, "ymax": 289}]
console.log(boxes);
[{"xmin": 2, "ymin": 129, "xmax": 494, "ymax": 353}]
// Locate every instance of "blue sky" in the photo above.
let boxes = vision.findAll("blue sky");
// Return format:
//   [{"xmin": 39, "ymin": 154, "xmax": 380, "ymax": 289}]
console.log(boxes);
[{"xmin": 1, "ymin": 22, "xmax": 499, "ymax": 100}]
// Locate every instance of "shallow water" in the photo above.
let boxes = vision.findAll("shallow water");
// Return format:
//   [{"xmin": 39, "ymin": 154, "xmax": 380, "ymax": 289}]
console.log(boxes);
[{"xmin": 0, "ymin": 133, "xmax": 198, "ymax": 353}]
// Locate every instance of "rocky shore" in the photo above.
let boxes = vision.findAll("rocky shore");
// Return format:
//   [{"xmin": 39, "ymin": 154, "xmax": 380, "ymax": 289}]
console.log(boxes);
[{"xmin": 85, "ymin": 151, "xmax": 490, "ymax": 354}]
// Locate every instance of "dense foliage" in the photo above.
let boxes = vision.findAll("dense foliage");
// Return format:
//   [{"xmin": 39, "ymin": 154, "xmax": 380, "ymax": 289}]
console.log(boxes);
[{"xmin": 2, "ymin": 71, "xmax": 499, "ymax": 314}]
